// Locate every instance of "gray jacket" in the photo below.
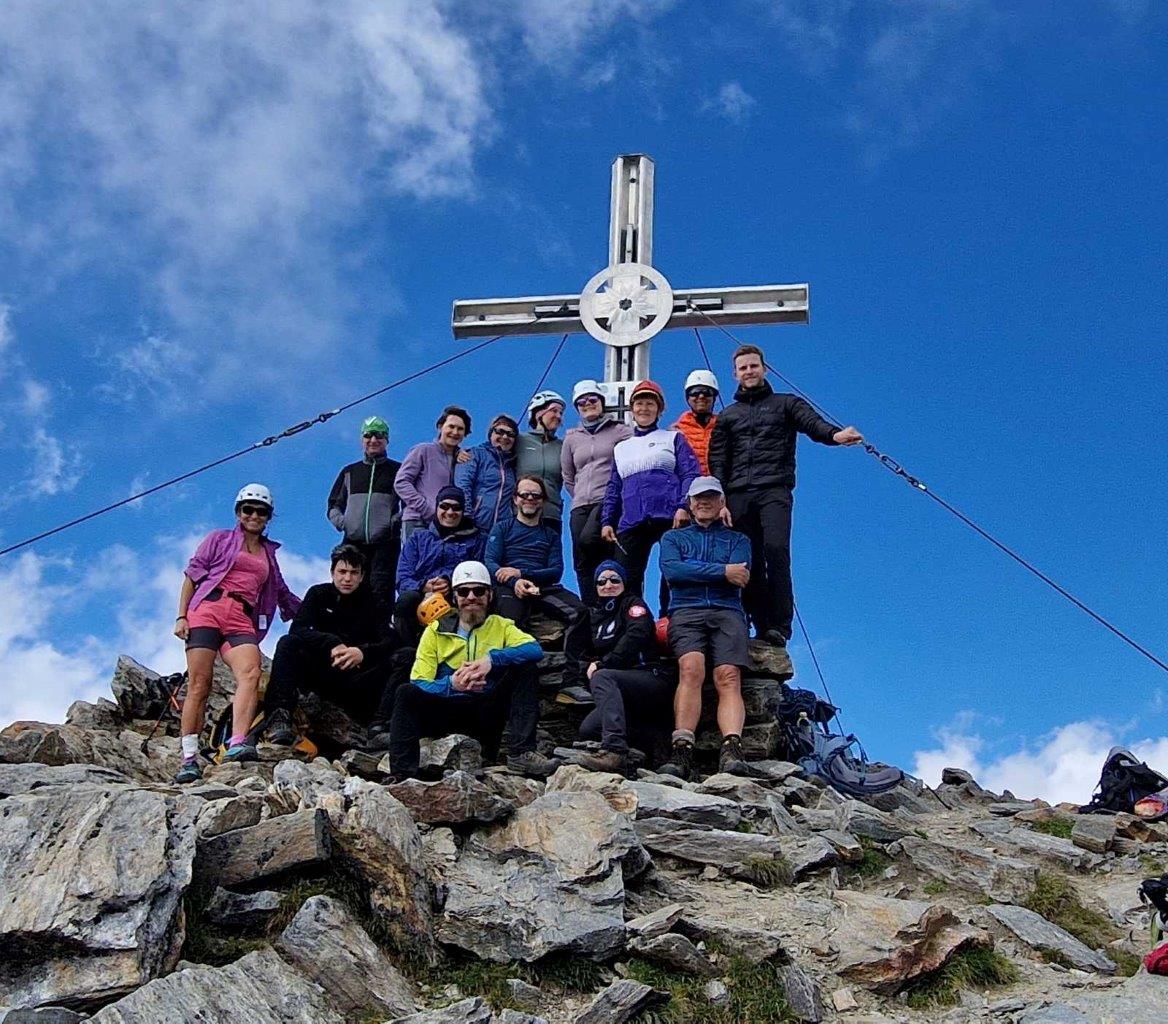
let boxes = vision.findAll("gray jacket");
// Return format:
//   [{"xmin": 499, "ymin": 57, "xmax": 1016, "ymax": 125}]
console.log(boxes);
[
  {"xmin": 561, "ymin": 417, "xmax": 632, "ymax": 510},
  {"xmin": 326, "ymin": 455, "xmax": 400, "ymax": 544},
  {"xmin": 515, "ymin": 431, "xmax": 564, "ymax": 523}
]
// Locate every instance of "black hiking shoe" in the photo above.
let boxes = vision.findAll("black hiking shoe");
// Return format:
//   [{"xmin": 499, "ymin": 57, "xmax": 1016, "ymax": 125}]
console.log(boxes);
[
  {"xmin": 365, "ymin": 722, "xmax": 392, "ymax": 751},
  {"xmin": 658, "ymin": 740, "xmax": 695, "ymax": 782},
  {"xmin": 719, "ymin": 735, "xmax": 750, "ymax": 775},
  {"xmin": 762, "ymin": 629, "xmax": 788, "ymax": 648},
  {"xmin": 264, "ymin": 708, "xmax": 295, "ymax": 746}
]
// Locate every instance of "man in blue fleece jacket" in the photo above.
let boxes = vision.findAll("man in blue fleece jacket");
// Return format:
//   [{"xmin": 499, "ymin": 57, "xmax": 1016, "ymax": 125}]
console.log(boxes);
[{"xmin": 485, "ymin": 475, "xmax": 584, "ymax": 628}]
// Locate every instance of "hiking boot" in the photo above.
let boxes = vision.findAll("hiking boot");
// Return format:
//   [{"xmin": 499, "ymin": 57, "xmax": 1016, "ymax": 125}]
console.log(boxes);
[
  {"xmin": 174, "ymin": 759, "xmax": 203, "ymax": 785},
  {"xmin": 506, "ymin": 750, "xmax": 560, "ymax": 778},
  {"xmin": 658, "ymin": 740, "xmax": 695, "ymax": 782},
  {"xmin": 222, "ymin": 742, "xmax": 258, "ymax": 764},
  {"xmin": 762, "ymin": 629, "xmax": 788, "ymax": 648},
  {"xmin": 719, "ymin": 735, "xmax": 750, "ymax": 776},
  {"xmin": 555, "ymin": 685, "xmax": 596, "ymax": 706},
  {"xmin": 264, "ymin": 708, "xmax": 295, "ymax": 746},
  {"xmin": 365, "ymin": 722, "xmax": 393, "ymax": 752},
  {"xmin": 578, "ymin": 748, "xmax": 627, "ymax": 774}
]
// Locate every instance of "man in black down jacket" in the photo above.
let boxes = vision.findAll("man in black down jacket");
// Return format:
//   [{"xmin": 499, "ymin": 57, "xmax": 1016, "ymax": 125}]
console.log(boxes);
[
  {"xmin": 708, "ymin": 344, "xmax": 863, "ymax": 645},
  {"xmin": 264, "ymin": 545, "xmax": 410, "ymax": 746}
]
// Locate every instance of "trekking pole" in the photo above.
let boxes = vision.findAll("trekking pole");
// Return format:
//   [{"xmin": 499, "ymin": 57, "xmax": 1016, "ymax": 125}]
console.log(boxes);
[{"xmin": 140, "ymin": 672, "xmax": 187, "ymax": 755}]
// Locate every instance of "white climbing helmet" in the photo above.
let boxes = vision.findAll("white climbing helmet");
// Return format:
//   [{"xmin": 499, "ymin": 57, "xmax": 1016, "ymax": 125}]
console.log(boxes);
[
  {"xmin": 527, "ymin": 389, "xmax": 566, "ymax": 427},
  {"xmin": 451, "ymin": 560, "xmax": 492, "ymax": 590},
  {"xmin": 572, "ymin": 379, "xmax": 605, "ymax": 407},
  {"xmin": 684, "ymin": 369, "xmax": 720, "ymax": 394},
  {"xmin": 234, "ymin": 483, "xmax": 274, "ymax": 510}
]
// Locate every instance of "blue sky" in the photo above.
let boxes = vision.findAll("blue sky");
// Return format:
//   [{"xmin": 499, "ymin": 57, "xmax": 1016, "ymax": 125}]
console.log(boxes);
[{"xmin": 1, "ymin": 0, "xmax": 1165, "ymax": 800}]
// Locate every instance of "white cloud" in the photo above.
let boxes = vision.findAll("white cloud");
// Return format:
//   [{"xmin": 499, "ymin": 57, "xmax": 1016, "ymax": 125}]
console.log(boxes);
[
  {"xmin": 913, "ymin": 717, "xmax": 1168, "ymax": 804},
  {"xmin": 26, "ymin": 427, "xmax": 83, "ymax": 497},
  {"xmin": 21, "ymin": 379, "xmax": 48, "ymax": 415},
  {"xmin": 0, "ymin": 303, "xmax": 11, "ymax": 355},
  {"xmin": 0, "ymin": 536, "xmax": 331, "ymax": 726},
  {"xmin": 703, "ymin": 82, "xmax": 757, "ymax": 124},
  {"xmin": 511, "ymin": 0, "xmax": 678, "ymax": 61}
]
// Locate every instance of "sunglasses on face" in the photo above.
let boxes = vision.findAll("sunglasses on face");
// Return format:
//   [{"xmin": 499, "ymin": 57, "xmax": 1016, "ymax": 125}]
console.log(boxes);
[
  {"xmin": 596, "ymin": 575, "xmax": 623, "ymax": 586},
  {"xmin": 687, "ymin": 388, "xmax": 716, "ymax": 399},
  {"xmin": 238, "ymin": 505, "xmax": 271, "ymax": 518},
  {"xmin": 492, "ymin": 427, "xmax": 517, "ymax": 438},
  {"xmin": 575, "ymin": 396, "xmax": 601, "ymax": 407},
  {"xmin": 455, "ymin": 585, "xmax": 489, "ymax": 599},
  {"xmin": 437, "ymin": 502, "xmax": 463, "ymax": 512},
  {"xmin": 362, "ymin": 432, "xmax": 387, "ymax": 440},
  {"xmin": 516, "ymin": 491, "xmax": 544, "ymax": 501}
]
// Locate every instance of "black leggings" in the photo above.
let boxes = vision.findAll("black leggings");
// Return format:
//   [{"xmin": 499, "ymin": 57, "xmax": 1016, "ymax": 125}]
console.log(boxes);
[
  {"xmin": 579, "ymin": 666, "xmax": 675, "ymax": 756},
  {"xmin": 615, "ymin": 518, "xmax": 672, "ymax": 615}
]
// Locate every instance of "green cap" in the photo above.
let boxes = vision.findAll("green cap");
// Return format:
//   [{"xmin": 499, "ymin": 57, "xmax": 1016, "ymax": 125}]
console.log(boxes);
[{"xmin": 361, "ymin": 416, "xmax": 389, "ymax": 437}]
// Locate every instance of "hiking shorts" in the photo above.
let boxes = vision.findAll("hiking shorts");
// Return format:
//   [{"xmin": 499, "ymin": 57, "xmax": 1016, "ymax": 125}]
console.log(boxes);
[
  {"xmin": 186, "ymin": 594, "xmax": 258, "ymax": 653},
  {"xmin": 668, "ymin": 607, "xmax": 749, "ymax": 669}
]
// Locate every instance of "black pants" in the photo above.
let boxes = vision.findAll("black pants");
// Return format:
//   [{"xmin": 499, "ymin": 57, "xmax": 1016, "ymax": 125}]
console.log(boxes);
[
  {"xmin": 494, "ymin": 583, "xmax": 584, "ymax": 629},
  {"xmin": 355, "ymin": 539, "xmax": 399, "ymax": 603},
  {"xmin": 387, "ymin": 666, "xmax": 539, "ymax": 777},
  {"xmin": 579, "ymin": 666, "xmax": 676, "ymax": 756},
  {"xmin": 727, "ymin": 489, "xmax": 794, "ymax": 641},
  {"xmin": 570, "ymin": 503, "xmax": 613, "ymax": 607},
  {"xmin": 616, "ymin": 518, "xmax": 671, "ymax": 615},
  {"xmin": 394, "ymin": 589, "xmax": 427, "ymax": 645},
  {"xmin": 266, "ymin": 633, "xmax": 412, "ymax": 726}
]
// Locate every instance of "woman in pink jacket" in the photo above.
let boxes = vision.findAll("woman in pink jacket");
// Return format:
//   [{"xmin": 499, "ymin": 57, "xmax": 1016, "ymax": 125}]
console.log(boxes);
[{"xmin": 172, "ymin": 483, "xmax": 301, "ymax": 783}]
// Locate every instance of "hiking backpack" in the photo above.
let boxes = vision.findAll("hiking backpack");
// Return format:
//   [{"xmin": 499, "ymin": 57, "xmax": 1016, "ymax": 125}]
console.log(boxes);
[
  {"xmin": 1079, "ymin": 746, "xmax": 1168, "ymax": 816},
  {"xmin": 773, "ymin": 684, "xmax": 904, "ymax": 798}
]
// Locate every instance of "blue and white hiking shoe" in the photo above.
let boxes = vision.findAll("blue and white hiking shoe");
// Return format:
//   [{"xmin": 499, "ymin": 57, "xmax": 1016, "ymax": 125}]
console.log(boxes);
[
  {"xmin": 174, "ymin": 759, "xmax": 203, "ymax": 784},
  {"xmin": 223, "ymin": 742, "xmax": 258, "ymax": 763}
]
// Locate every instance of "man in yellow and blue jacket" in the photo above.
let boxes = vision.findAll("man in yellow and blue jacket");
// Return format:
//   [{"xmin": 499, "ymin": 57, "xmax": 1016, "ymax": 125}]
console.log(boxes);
[{"xmin": 386, "ymin": 560, "xmax": 559, "ymax": 780}]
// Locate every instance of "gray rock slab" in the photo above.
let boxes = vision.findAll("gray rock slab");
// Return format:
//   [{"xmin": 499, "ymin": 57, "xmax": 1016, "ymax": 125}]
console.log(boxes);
[
  {"xmin": 778, "ymin": 834, "xmax": 838, "ymax": 877},
  {"xmin": 625, "ymin": 902, "xmax": 684, "ymax": 940},
  {"xmin": 985, "ymin": 904, "xmax": 1116, "ymax": 974},
  {"xmin": 0, "ymin": 762, "xmax": 131, "ymax": 796},
  {"xmin": 971, "ymin": 821, "xmax": 1099, "ymax": 870},
  {"xmin": 1018, "ymin": 1005, "xmax": 1092, "ymax": 1023},
  {"xmin": 64, "ymin": 699, "xmax": 124, "ymax": 731},
  {"xmin": 576, "ymin": 979, "xmax": 666, "ymax": 1024},
  {"xmin": 778, "ymin": 961, "xmax": 824, "ymax": 1023},
  {"xmin": 634, "ymin": 816, "xmax": 786, "ymax": 867},
  {"xmin": 274, "ymin": 895, "xmax": 416, "ymax": 1019},
  {"xmin": 1057, "ymin": 970, "xmax": 1168, "ymax": 1024},
  {"xmin": 1070, "ymin": 815, "xmax": 1116, "ymax": 854},
  {"xmin": 419, "ymin": 734, "xmax": 484, "ymax": 775},
  {"xmin": 625, "ymin": 780, "xmax": 741, "ymax": 828},
  {"xmin": 746, "ymin": 640, "xmax": 795, "ymax": 679},
  {"xmin": 747, "ymin": 760, "xmax": 804, "ymax": 782},
  {"xmin": 195, "ymin": 807, "xmax": 331, "ymax": 887},
  {"xmin": 387, "ymin": 771, "xmax": 513, "ymax": 825},
  {"xmin": 0, "ymin": 785, "xmax": 200, "ymax": 1009},
  {"xmin": 195, "ymin": 793, "xmax": 265, "ymax": 839},
  {"xmin": 205, "ymin": 887, "xmax": 281, "ymax": 927},
  {"xmin": 628, "ymin": 932, "xmax": 718, "ymax": 976},
  {"xmin": 0, "ymin": 1009, "xmax": 86, "ymax": 1023},
  {"xmin": 898, "ymin": 835, "xmax": 1037, "ymax": 902},
  {"xmin": 89, "ymin": 949, "xmax": 344, "ymax": 1023},
  {"xmin": 388, "ymin": 998, "xmax": 492, "ymax": 1023},
  {"xmin": 496, "ymin": 1011, "xmax": 549, "ymax": 1024}
]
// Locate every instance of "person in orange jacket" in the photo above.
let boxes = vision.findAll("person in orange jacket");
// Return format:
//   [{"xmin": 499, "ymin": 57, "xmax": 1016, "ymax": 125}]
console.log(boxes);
[{"xmin": 671, "ymin": 369, "xmax": 719, "ymax": 474}]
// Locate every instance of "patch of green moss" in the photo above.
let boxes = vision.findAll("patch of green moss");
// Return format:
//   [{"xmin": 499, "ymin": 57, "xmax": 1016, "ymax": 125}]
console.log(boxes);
[
  {"xmin": 533, "ymin": 952, "xmax": 608, "ymax": 993},
  {"xmin": 739, "ymin": 854, "xmax": 793, "ymax": 889},
  {"xmin": 627, "ymin": 955, "xmax": 797, "ymax": 1023},
  {"xmin": 1027, "ymin": 817, "xmax": 1074, "ymax": 840},
  {"xmin": 903, "ymin": 946, "xmax": 1019, "ymax": 1009},
  {"xmin": 428, "ymin": 953, "xmax": 524, "ymax": 1010},
  {"xmin": 1022, "ymin": 872, "xmax": 1139, "ymax": 977},
  {"xmin": 922, "ymin": 880, "xmax": 949, "ymax": 896},
  {"xmin": 849, "ymin": 837, "xmax": 892, "ymax": 879}
]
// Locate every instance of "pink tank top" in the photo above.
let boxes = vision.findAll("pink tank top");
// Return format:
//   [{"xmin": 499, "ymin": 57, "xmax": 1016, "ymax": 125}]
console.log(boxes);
[{"xmin": 218, "ymin": 549, "xmax": 269, "ymax": 605}]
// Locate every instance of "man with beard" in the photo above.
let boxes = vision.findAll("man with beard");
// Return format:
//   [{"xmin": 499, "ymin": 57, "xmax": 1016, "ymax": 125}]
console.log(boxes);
[{"xmin": 385, "ymin": 560, "xmax": 560, "ymax": 780}]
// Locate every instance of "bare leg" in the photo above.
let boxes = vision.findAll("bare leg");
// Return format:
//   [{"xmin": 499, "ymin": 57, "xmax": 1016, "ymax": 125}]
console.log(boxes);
[
  {"xmin": 713, "ymin": 664, "xmax": 745, "ymax": 737},
  {"xmin": 222, "ymin": 643, "xmax": 263, "ymax": 739},
  {"xmin": 180, "ymin": 648, "xmax": 217, "ymax": 738},
  {"xmin": 673, "ymin": 652, "xmax": 706, "ymax": 733}
]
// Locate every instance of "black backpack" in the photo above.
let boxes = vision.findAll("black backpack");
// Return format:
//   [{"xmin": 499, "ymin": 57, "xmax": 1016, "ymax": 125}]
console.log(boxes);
[
  {"xmin": 774, "ymin": 685, "xmax": 904, "ymax": 798},
  {"xmin": 1079, "ymin": 746, "xmax": 1168, "ymax": 815}
]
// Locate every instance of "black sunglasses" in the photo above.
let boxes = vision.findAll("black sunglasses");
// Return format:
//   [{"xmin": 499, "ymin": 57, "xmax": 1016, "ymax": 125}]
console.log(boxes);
[
  {"xmin": 492, "ymin": 426, "xmax": 517, "ymax": 438},
  {"xmin": 455, "ymin": 585, "xmax": 490, "ymax": 598},
  {"xmin": 516, "ymin": 491, "xmax": 544, "ymax": 500},
  {"xmin": 596, "ymin": 575, "xmax": 623, "ymax": 585},
  {"xmin": 687, "ymin": 388, "xmax": 716, "ymax": 399},
  {"xmin": 437, "ymin": 502, "xmax": 463, "ymax": 512},
  {"xmin": 238, "ymin": 504, "xmax": 271, "ymax": 518},
  {"xmin": 362, "ymin": 432, "xmax": 387, "ymax": 439}
]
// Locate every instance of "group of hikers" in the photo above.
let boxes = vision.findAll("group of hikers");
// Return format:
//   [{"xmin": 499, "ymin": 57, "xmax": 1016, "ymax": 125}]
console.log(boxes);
[{"xmin": 171, "ymin": 343, "xmax": 864, "ymax": 785}]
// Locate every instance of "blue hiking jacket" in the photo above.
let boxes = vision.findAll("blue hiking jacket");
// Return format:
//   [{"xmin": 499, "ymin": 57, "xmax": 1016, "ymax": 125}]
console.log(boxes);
[
  {"xmin": 659, "ymin": 521, "xmax": 751, "ymax": 615},
  {"xmin": 601, "ymin": 426, "xmax": 701, "ymax": 532},
  {"xmin": 455, "ymin": 440, "xmax": 516, "ymax": 533},
  {"xmin": 397, "ymin": 521, "xmax": 484, "ymax": 595},
  {"xmin": 485, "ymin": 516, "xmax": 563, "ymax": 589}
]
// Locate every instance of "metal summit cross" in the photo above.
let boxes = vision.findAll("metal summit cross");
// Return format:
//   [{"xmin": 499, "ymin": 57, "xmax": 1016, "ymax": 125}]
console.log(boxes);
[{"xmin": 451, "ymin": 153, "xmax": 809, "ymax": 417}]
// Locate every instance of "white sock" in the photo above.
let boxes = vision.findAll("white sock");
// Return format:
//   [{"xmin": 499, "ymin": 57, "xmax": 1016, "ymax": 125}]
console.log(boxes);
[{"xmin": 181, "ymin": 734, "xmax": 199, "ymax": 760}]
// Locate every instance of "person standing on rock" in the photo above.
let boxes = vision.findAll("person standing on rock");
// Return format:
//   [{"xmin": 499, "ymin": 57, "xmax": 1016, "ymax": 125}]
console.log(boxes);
[
  {"xmin": 326, "ymin": 415, "xmax": 402, "ymax": 602},
  {"xmin": 708, "ymin": 344, "xmax": 863, "ymax": 647},
  {"xmin": 658, "ymin": 477, "xmax": 753, "ymax": 781},
  {"xmin": 454, "ymin": 413, "xmax": 519, "ymax": 534},
  {"xmin": 393, "ymin": 485, "xmax": 484, "ymax": 645},
  {"xmin": 386, "ymin": 560, "xmax": 559, "ymax": 779},
  {"xmin": 671, "ymin": 369, "xmax": 720, "ymax": 474},
  {"xmin": 394, "ymin": 405, "xmax": 470, "ymax": 544},
  {"xmin": 485, "ymin": 475, "xmax": 584, "ymax": 629},
  {"xmin": 263, "ymin": 545, "xmax": 410, "ymax": 748},
  {"xmin": 564, "ymin": 559, "xmax": 676, "ymax": 774},
  {"xmin": 172, "ymin": 483, "xmax": 301, "ymax": 783},
  {"xmin": 561, "ymin": 379, "xmax": 632, "ymax": 605},
  {"xmin": 515, "ymin": 390, "xmax": 566, "ymax": 530}
]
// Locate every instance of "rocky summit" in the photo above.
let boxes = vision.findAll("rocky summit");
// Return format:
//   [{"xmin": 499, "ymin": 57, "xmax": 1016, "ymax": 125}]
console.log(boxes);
[{"xmin": 1, "ymin": 646, "xmax": 1166, "ymax": 1023}]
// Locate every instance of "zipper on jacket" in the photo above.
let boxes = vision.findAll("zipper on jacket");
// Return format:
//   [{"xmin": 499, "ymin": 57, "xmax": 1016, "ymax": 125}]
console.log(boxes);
[{"xmin": 364, "ymin": 461, "xmax": 376, "ymax": 543}]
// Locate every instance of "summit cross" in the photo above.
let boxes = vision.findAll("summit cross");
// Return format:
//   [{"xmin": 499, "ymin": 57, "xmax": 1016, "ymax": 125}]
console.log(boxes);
[{"xmin": 451, "ymin": 153, "xmax": 809, "ymax": 418}]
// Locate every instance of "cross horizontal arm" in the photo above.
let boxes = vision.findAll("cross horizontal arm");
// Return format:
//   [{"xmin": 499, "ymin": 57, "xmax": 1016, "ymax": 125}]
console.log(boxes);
[{"xmin": 451, "ymin": 282, "xmax": 809, "ymax": 339}]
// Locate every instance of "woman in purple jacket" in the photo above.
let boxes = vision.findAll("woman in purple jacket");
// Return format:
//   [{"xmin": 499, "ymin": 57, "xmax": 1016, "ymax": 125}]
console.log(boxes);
[
  {"xmin": 394, "ymin": 405, "xmax": 470, "ymax": 543},
  {"xmin": 172, "ymin": 483, "xmax": 301, "ymax": 783}
]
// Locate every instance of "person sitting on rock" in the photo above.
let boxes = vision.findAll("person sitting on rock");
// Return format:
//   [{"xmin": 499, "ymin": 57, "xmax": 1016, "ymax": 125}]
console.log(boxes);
[
  {"xmin": 172, "ymin": 483, "xmax": 301, "ymax": 783},
  {"xmin": 393, "ymin": 485, "xmax": 483, "ymax": 644},
  {"xmin": 564, "ymin": 559, "xmax": 676, "ymax": 774},
  {"xmin": 658, "ymin": 476, "xmax": 753, "ymax": 781},
  {"xmin": 264, "ymin": 545, "xmax": 410, "ymax": 749},
  {"xmin": 386, "ymin": 560, "xmax": 559, "ymax": 779},
  {"xmin": 485, "ymin": 475, "xmax": 584, "ymax": 628}
]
